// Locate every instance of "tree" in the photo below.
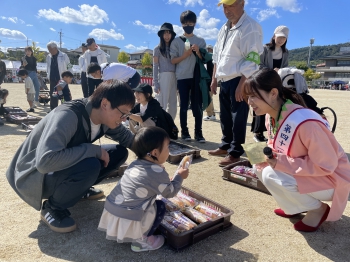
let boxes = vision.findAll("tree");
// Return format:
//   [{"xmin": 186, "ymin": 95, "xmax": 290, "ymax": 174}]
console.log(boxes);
[
  {"xmin": 118, "ymin": 51, "xmax": 129, "ymax": 63},
  {"xmin": 303, "ymin": 68, "xmax": 321, "ymax": 82},
  {"xmin": 141, "ymin": 52, "xmax": 152, "ymax": 67},
  {"xmin": 295, "ymin": 62, "xmax": 309, "ymax": 72},
  {"xmin": 31, "ymin": 41, "xmax": 46, "ymax": 62}
]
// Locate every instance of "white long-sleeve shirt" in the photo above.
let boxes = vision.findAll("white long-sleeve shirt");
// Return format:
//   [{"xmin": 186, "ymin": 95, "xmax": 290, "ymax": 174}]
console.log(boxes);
[{"xmin": 212, "ymin": 12, "xmax": 263, "ymax": 82}]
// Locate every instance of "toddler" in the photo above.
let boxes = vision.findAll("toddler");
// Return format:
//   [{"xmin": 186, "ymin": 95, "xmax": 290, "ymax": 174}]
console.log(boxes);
[
  {"xmin": 17, "ymin": 69, "xmax": 35, "ymax": 112},
  {"xmin": 98, "ymin": 126, "xmax": 189, "ymax": 252}
]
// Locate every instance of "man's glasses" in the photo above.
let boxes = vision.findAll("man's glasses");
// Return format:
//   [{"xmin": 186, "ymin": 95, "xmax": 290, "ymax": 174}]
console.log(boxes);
[{"xmin": 116, "ymin": 106, "xmax": 132, "ymax": 119}]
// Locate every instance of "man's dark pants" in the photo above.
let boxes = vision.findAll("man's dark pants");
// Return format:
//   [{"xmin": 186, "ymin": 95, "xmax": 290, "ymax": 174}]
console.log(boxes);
[
  {"xmin": 87, "ymin": 78, "xmax": 103, "ymax": 97},
  {"xmin": 42, "ymin": 145, "xmax": 128, "ymax": 210},
  {"xmin": 177, "ymin": 78, "xmax": 203, "ymax": 132},
  {"xmin": 81, "ymin": 72, "xmax": 88, "ymax": 98},
  {"xmin": 49, "ymin": 78, "xmax": 60, "ymax": 110},
  {"xmin": 219, "ymin": 77, "xmax": 249, "ymax": 158}
]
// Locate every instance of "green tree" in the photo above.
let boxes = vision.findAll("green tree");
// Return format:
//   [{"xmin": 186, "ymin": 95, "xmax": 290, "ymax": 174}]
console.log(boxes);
[
  {"xmin": 141, "ymin": 52, "xmax": 152, "ymax": 67},
  {"xmin": 295, "ymin": 62, "xmax": 309, "ymax": 72},
  {"xmin": 31, "ymin": 41, "xmax": 46, "ymax": 62},
  {"xmin": 0, "ymin": 51, "xmax": 5, "ymax": 59},
  {"xmin": 303, "ymin": 68, "xmax": 321, "ymax": 81},
  {"xmin": 118, "ymin": 51, "xmax": 129, "ymax": 63}
]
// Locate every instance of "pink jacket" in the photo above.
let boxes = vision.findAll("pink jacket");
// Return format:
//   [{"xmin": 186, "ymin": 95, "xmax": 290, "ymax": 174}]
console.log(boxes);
[{"xmin": 267, "ymin": 102, "xmax": 350, "ymax": 221}]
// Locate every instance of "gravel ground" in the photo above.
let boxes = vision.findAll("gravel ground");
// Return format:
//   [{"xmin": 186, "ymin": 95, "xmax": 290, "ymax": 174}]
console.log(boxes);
[{"xmin": 1, "ymin": 83, "xmax": 349, "ymax": 262}]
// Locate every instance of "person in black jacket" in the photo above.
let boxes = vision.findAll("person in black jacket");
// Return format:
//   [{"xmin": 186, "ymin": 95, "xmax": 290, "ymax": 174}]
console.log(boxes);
[
  {"xmin": 0, "ymin": 58, "xmax": 6, "ymax": 87},
  {"xmin": 129, "ymin": 83, "xmax": 168, "ymax": 134}
]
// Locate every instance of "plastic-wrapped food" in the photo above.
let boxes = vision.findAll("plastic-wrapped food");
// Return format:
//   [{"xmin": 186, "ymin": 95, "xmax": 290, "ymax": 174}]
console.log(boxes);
[
  {"xmin": 194, "ymin": 202, "xmax": 223, "ymax": 219},
  {"xmin": 231, "ymin": 166, "xmax": 257, "ymax": 178},
  {"xmin": 157, "ymin": 195, "xmax": 179, "ymax": 211},
  {"xmin": 163, "ymin": 215, "xmax": 191, "ymax": 231},
  {"xmin": 182, "ymin": 207, "xmax": 211, "ymax": 224},
  {"xmin": 168, "ymin": 196, "xmax": 186, "ymax": 210},
  {"xmin": 176, "ymin": 191, "xmax": 199, "ymax": 207},
  {"xmin": 160, "ymin": 220, "xmax": 183, "ymax": 234},
  {"xmin": 169, "ymin": 211, "xmax": 197, "ymax": 229}
]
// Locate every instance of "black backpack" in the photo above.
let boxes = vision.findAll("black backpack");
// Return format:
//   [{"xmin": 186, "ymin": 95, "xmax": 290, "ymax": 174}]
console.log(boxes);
[{"xmin": 161, "ymin": 109, "xmax": 179, "ymax": 140}]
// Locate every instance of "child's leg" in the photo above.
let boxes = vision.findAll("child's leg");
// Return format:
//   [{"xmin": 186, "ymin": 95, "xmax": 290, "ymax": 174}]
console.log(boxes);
[{"xmin": 146, "ymin": 200, "xmax": 166, "ymax": 237}]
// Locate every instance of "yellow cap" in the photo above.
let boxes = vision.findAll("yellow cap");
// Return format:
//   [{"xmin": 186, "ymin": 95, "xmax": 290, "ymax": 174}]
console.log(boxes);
[{"xmin": 218, "ymin": 0, "xmax": 237, "ymax": 6}]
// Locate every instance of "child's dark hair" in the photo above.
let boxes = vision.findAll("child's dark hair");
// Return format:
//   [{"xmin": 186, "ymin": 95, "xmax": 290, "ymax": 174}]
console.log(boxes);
[
  {"xmin": 266, "ymin": 37, "xmax": 288, "ymax": 53},
  {"xmin": 90, "ymin": 80, "xmax": 135, "ymax": 109},
  {"xmin": 159, "ymin": 31, "xmax": 175, "ymax": 58},
  {"xmin": 17, "ymin": 69, "xmax": 28, "ymax": 76},
  {"xmin": 243, "ymin": 68, "xmax": 306, "ymax": 108},
  {"xmin": 132, "ymin": 126, "xmax": 170, "ymax": 160},
  {"xmin": 87, "ymin": 63, "xmax": 101, "ymax": 74},
  {"xmin": 180, "ymin": 10, "xmax": 197, "ymax": 24},
  {"xmin": 61, "ymin": 71, "xmax": 73, "ymax": 78},
  {"xmin": 24, "ymin": 46, "xmax": 34, "ymax": 56}
]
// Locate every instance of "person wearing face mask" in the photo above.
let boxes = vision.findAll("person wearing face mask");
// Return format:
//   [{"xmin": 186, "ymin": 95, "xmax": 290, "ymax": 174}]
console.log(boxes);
[
  {"xmin": 251, "ymin": 25, "xmax": 290, "ymax": 142},
  {"xmin": 203, "ymin": 45, "xmax": 216, "ymax": 121},
  {"xmin": 170, "ymin": 10, "xmax": 207, "ymax": 143}
]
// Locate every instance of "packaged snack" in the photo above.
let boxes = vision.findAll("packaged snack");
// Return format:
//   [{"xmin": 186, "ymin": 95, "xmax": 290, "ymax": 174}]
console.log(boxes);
[
  {"xmin": 163, "ymin": 215, "xmax": 191, "ymax": 231},
  {"xmin": 168, "ymin": 196, "xmax": 186, "ymax": 210},
  {"xmin": 160, "ymin": 220, "xmax": 183, "ymax": 234},
  {"xmin": 182, "ymin": 207, "xmax": 211, "ymax": 224},
  {"xmin": 157, "ymin": 195, "xmax": 179, "ymax": 211},
  {"xmin": 176, "ymin": 191, "xmax": 199, "ymax": 207},
  {"xmin": 194, "ymin": 202, "xmax": 223, "ymax": 219},
  {"xmin": 178, "ymin": 155, "xmax": 193, "ymax": 170},
  {"xmin": 169, "ymin": 211, "xmax": 197, "ymax": 229}
]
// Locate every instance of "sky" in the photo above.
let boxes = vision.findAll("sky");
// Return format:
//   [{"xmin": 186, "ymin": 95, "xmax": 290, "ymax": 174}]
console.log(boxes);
[{"xmin": 1, "ymin": 0, "xmax": 350, "ymax": 57}]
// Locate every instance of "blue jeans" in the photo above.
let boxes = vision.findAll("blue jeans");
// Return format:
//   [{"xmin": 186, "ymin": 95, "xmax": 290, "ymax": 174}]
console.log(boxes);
[
  {"xmin": 219, "ymin": 77, "xmax": 249, "ymax": 158},
  {"xmin": 28, "ymin": 71, "xmax": 40, "ymax": 102}
]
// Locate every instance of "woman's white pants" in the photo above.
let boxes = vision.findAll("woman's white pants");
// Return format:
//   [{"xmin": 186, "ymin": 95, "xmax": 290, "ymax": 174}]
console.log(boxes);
[
  {"xmin": 157, "ymin": 72, "xmax": 177, "ymax": 120},
  {"xmin": 254, "ymin": 166, "xmax": 334, "ymax": 215}
]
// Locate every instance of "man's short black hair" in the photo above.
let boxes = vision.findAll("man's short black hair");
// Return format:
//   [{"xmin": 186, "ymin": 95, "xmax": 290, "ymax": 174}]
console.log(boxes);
[
  {"xmin": 180, "ymin": 10, "xmax": 197, "ymax": 24},
  {"xmin": 86, "ymin": 38, "xmax": 95, "ymax": 46},
  {"xmin": 61, "ymin": 71, "xmax": 74, "ymax": 78},
  {"xmin": 87, "ymin": 63, "xmax": 101, "ymax": 75},
  {"xmin": 17, "ymin": 69, "xmax": 28, "ymax": 76},
  {"xmin": 90, "ymin": 80, "xmax": 135, "ymax": 109}
]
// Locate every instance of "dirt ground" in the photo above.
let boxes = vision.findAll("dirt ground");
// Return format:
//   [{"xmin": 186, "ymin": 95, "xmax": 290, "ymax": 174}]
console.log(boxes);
[{"xmin": 1, "ymin": 83, "xmax": 350, "ymax": 262}]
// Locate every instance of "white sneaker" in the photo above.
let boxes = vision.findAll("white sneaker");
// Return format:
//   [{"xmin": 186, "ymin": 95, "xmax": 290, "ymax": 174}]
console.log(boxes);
[
  {"xmin": 203, "ymin": 115, "xmax": 216, "ymax": 121},
  {"xmin": 131, "ymin": 235, "xmax": 165, "ymax": 252},
  {"xmin": 34, "ymin": 101, "xmax": 40, "ymax": 107}
]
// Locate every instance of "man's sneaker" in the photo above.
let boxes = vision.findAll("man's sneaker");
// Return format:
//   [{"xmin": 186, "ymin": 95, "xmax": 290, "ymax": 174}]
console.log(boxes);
[
  {"xmin": 131, "ymin": 235, "xmax": 165, "ymax": 252},
  {"xmin": 40, "ymin": 201, "xmax": 76, "ymax": 233},
  {"xmin": 181, "ymin": 129, "xmax": 191, "ymax": 141},
  {"xmin": 203, "ymin": 115, "xmax": 216, "ymax": 121},
  {"xmin": 253, "ymin": 133, "xmax": 268, "ymax": 142},
  {"xmin": 81, "ymin": 187, "xmax": 105, "ymax": 200},
  {"xmin": 26, "ymin": 108, "xmax": 35, "ymax": 112},
  {"xmin": 195, "ymin": 130, "xmax": 206, "ymax": 143}
]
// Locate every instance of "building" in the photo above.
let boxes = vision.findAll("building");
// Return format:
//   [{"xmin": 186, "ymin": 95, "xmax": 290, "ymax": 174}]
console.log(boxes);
[
  {"xmin": 314, "ymin": 47, "xmax": 350, "ymax": 85},
  {"xmin": 98, "ymin": 44, "xmax": 120, "ymax": 63},
  {"xmin": 129, "ymin": 49, "xmax": 153, "ymax": 61}
]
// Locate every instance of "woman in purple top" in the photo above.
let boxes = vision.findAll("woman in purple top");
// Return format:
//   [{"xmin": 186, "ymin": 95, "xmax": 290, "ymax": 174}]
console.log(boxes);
[{"xmin": 21, "ymin": 46, "xmax": 41, "ymax": 106}]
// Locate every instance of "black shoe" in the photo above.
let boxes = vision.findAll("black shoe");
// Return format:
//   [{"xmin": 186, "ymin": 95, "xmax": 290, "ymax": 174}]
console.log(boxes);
[
  {"xmin": 195, "ymin": 130, "xmax": 206, "ymax": 143},
  {"xmin": 40, "ymin": 201, "xmax": 76, "ymax": 233},
  {"xmin": 81, "ymin": 187, "xmax": 105, "ymax": 200},
  {"xmin": 26, "ymin": 108, "xmax": 35, "ymax": 112},
  {"xmin": 181, "ymin": 129, "xmax": 191, "ymax": 141},
  {"xmin": 253, "ymin": 133, "xmax": 268, "ymax": 142}
]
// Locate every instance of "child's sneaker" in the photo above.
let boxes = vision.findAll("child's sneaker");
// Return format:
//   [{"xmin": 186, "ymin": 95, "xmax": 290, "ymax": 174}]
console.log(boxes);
[
  {"xmin": 131, "ymin": 235, "xmax": 165, "ymax": 252},
  {"xmin": 26, "ymin": 108, "xmax": 35, "ymax": 112},
  {"xmin": 203, "ymin": 115, "xmax": 216, "ymax": 121}
]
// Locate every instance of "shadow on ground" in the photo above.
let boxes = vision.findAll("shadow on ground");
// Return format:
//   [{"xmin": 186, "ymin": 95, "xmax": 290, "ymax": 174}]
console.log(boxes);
[{"xmin": 28, "ymin": 200, "xmax": 257, "ymax": 261}]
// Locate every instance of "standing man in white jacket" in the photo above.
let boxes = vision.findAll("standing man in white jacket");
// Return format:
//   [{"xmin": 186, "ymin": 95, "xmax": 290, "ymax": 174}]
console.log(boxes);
[
  {"xmin": 83, "ymin": 38, "xmax": 107, "ymax": 96},
  {"xmin": 46, "ymin": 41, "xmax": 71, "ymax": 110},
  {"xmin": 208, "ymin": 0, "xmax": 263, "ymax": 166},
  {"xmin": 79, "ymin": 43, "xmax": 89, "ymax": 98}
]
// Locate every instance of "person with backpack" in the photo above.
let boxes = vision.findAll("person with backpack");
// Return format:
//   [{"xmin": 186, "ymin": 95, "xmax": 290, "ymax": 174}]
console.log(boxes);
[
  {"xmin": 6, "ymin": 80, "xmax": 135, "ymax": 233},
  {"xmin": 128, "ymin": 83, "xmax": 178, "ymax": 139}
]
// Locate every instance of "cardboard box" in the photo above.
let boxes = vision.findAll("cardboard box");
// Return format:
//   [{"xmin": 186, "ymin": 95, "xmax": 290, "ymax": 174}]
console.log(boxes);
[
  {"xmin": 222, "ymin": 160, "xmax": 270, "ymax": 194},
  {"xmin": 158, "ymin": 186, "xmax": 233, "ymax": 250},
  {"xmin": 167, "ymin": 141, "xmax": 201, "ymax": 164}
]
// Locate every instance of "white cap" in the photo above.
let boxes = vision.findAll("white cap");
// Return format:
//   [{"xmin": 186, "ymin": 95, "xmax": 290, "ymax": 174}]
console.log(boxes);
[
  {"xmin": 274, "ymin": 25, "xmax": 289, "ymax": 38},
  {"xmin": 206, "ymin": 44, "xmax": 213, "ymax": 49}
]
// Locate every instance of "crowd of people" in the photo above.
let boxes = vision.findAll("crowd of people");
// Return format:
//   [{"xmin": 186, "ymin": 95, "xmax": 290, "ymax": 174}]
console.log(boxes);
[{"xmin": 3, "ymin": 0, "xmax": 350, "ymax": 254}]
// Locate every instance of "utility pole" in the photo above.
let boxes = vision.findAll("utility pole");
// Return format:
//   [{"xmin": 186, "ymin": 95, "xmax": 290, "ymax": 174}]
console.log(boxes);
[
  {"xmin": 59, "ymin": 29, "xmax": 63, "ymax": 49},
  {"xmin": 26, "ymin": 37, "xmax": 29, "ymax": 46},
  {"xmin": 307, "ymin": 38, "xmax": 315, "ymax": 67}
]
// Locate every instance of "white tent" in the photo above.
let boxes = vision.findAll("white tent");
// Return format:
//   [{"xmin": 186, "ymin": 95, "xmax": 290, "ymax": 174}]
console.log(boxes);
[{"xmin": 2, "ymin": 60, "xmax": 81, "ymax": 73}]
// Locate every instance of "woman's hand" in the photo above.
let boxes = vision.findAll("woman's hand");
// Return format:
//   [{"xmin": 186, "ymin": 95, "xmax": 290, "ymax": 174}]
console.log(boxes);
[{"xmin": 265, "ymin": 155, "xmax": 277, "ymax": 168}]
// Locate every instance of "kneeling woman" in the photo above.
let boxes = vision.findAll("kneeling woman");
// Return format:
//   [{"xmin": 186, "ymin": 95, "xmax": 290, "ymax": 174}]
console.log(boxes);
[
  {"xmin": 128, "ymin": 83, "xmax": 167, "ymax": 134},
  {"xmin": 244, "ymin": 68, "xmax": 350, "ymax": 232}
]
